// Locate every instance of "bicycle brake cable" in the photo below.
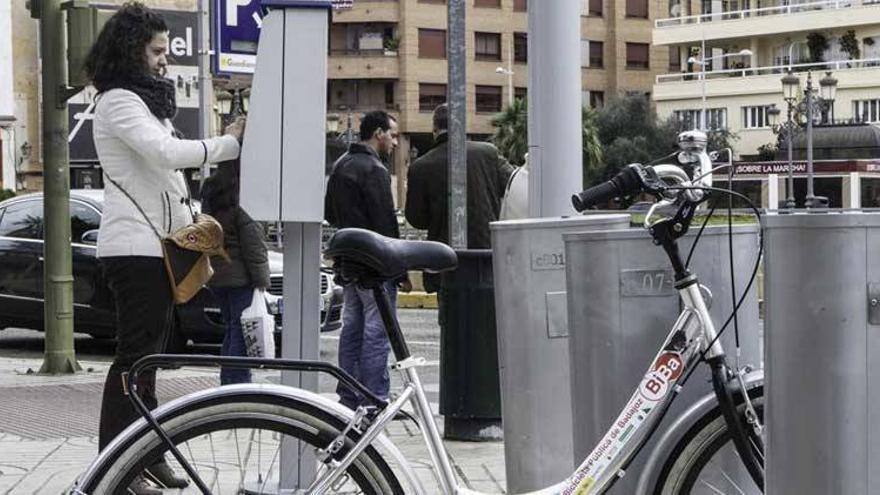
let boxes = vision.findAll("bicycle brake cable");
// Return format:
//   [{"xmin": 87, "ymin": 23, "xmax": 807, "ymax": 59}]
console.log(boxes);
[{"xmin": 664, "ymin": 185, "xmax": 763, "ymax": 386}]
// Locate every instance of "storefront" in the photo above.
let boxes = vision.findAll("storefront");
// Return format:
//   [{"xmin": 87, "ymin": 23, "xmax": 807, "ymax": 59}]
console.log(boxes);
[{"xmin": 719, "ymin": 159, "xmax": 880, "ymax": 210}]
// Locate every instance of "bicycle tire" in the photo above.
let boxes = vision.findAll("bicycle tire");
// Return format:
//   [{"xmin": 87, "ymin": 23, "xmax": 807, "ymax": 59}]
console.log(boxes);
[
  {"xmin": 84, "ymin": 398, "xmax": 405, "ymax": 494},
  {"xmin": 653, "ymin": 390, "xmax": 764, "ymax": 495}
]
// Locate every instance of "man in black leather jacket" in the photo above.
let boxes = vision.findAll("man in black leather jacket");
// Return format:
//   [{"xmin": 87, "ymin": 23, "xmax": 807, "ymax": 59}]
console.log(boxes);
[{"xmin": 324, "ymin": 110, "xmax": 408, "ymax": 409}]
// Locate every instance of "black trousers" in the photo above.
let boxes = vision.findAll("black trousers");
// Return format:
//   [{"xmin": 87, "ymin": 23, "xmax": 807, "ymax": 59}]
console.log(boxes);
[{"xmin": 98, "ymin": 256, "xmax": 174, "ymax": 451}]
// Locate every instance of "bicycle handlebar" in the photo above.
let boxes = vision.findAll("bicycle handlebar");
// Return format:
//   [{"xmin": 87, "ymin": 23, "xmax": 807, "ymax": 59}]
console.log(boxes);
[{"xmin": 571, "ymin": 164, "xmax": 645, "ymax": 212}]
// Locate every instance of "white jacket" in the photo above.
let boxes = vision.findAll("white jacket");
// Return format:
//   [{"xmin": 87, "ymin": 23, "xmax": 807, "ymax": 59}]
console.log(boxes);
[{"xmin": 94, "ymin": 88, "xmax": 240, "ymax": 258}]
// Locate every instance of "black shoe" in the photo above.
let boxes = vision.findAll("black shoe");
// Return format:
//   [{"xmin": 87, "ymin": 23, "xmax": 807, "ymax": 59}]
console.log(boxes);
[
  {"xmin": 126, "ymin": 475, "xmax": 162, "ymax": 495},
  {"xmin": 144, "ymin": 461, "xmax": 190, "ymax": 489}
]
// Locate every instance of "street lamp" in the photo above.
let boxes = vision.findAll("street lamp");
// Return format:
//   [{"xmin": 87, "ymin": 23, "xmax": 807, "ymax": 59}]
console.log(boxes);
[
  {"xmin": 818, "ymin": 71, "xmax": 838, "ymax": 123},
  {"xmin": 767, "ymin": 103, "xmax": 796, "ymax": 209},
  {"xmin": 687, "ymin": 49, "xmax": 753, "ymax": 131}
]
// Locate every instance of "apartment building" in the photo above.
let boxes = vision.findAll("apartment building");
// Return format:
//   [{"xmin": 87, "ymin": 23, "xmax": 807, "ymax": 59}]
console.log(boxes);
[{"xmin": 651, "ymin": 0, "xmax": 880, "ymax": 207}]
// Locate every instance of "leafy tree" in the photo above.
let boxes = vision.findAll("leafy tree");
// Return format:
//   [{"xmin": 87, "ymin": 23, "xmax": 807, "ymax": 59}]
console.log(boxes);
[
  {"xmin": 592, "ymin": 95, "xmax": 738, "ymax": 187},
  {"xmin": 0, "ymin": 189, "xmax": 14, "ymax": 202},
  {"xmin": 840, "ymin": 30, "xmax": 860, "ymax": 62},
  {"xmin": 806, "ymin": 32, "xmax": 829, "ymax": 63},
  {"xmin": 581, "ymin": 106, "xmax": 604, "ymax": 186}
]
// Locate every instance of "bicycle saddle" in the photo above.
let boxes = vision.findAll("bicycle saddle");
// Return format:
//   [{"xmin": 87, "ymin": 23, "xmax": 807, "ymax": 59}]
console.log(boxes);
[{"xmin": 325, "ymin": 228, "xmax": 458, "ymax": 280}]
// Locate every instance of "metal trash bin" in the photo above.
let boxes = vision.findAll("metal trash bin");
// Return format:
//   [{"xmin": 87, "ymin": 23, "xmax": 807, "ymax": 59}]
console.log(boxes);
[
  {"xmin": 439, "ymin": 249, "xmax": 502, "ymax": 441},
  {"xmin": 563, "ymin": 224, "xmax": 761, "ymax": 493},
  {"xmin": 491, "ymin": 214, "xmax": 631, "ymax": 491},
  {"xmin": 764, "ymin": 213, "xmax": 880, "ymax": 494}
]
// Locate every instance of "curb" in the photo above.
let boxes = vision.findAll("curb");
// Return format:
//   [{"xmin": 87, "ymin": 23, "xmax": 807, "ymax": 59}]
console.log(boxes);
[{"xmin": 398, "ymin": 291, "xmax": 437, "ymax": 309}]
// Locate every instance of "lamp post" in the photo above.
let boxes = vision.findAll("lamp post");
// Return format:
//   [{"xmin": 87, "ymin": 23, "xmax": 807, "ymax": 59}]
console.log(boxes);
[
  {"xmin": 687, "ymin": 48, "xmax": 752, "ymax": 131},
  {"xmin": 819, "ymin": 71, "xmax": 838, "ymax": 124},
  {"xmin": 803, "ymin": 70, "xmax": 836, "ymax": 208},
  {"xmin": 780, "ymin": 70, "xmax": 800, "ymax": 208}
]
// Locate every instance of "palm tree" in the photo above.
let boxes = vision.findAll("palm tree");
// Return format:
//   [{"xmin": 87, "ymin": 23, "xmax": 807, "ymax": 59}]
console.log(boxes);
[
  {"xmin": 491, "ymin": 99, "xmax": 604, "ymax": 178},
  {"xmin": 582, "ymin": 106, "xmax": 604, "ymax": 186},
  {"xmin": 490, "ymin": 98, "xmax": 528, "ymax": 166}
]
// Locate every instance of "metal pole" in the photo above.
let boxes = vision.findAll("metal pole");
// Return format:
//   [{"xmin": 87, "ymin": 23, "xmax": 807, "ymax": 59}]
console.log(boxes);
[
  {"xmin": 527, "ymin": 0, "xmax": 582, "ymax": 217},
  {"xmin": 507, "ymin": 36, "xmax": 514, "ymax": 107},
  {"xmin": 700, "ymin": 38, "xmax": 707, "ymax": 131},
  {"xmin": 785, "ymin": 105, "xmax": 795, "ymax": 208},
  {"xmin": 805, "ymin": 71, "xmax": 815, "ymax": 207},
  {"xmin": 38, "ymin": 0, "xmax": 80, "ymax": 374},
  {"xmin": 448, "ymin": 0, "xmax": 467, "ymax": 249},
  {"xmin": 198, "ymin": 0, "xmax": 212, "ymax": 189}
]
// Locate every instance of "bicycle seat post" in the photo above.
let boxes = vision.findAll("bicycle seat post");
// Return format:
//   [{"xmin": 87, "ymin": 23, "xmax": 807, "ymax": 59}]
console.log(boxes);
[{"xmin": 372, "ymin": 285, "xmax": 411, "ymax": 362}]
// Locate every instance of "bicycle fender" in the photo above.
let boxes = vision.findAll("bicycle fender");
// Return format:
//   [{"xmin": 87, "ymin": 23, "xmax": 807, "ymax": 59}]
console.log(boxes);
[
  {"xmin": 71, "ymin": 383, "xmax": 427, "ymax": 495},
  {"xmin": 634, "ymin": 369, "xmax": 763, "ymax": 494}
]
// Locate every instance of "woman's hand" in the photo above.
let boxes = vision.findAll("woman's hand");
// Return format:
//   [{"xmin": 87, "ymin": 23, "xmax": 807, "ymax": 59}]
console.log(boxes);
[{"xmin": 224, "ymin": 116, "xmax": 246, "ymax": 141}]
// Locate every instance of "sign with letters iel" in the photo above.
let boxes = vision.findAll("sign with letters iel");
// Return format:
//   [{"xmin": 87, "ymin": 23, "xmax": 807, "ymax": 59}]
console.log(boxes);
[{"xmin": 214, "ymin": 0, "xmax": 353, "ymax": 76}]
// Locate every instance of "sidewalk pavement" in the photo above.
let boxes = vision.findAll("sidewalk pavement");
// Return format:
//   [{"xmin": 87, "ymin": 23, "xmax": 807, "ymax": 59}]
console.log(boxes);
[{"xmin": 0, "ymin": 355, "xmax": 506, "ymax": 494}]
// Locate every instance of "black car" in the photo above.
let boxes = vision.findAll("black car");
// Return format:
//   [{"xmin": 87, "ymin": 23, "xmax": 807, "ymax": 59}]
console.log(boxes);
[{"xmin": 0, "ymin": 190, "xmax": 343, "ymax": 345}]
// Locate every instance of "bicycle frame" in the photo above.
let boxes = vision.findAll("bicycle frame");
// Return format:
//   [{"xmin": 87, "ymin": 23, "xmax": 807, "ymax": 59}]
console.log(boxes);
[{"xmin": 302, "ymin": 273, "xmax": 726, "ymax": 495}]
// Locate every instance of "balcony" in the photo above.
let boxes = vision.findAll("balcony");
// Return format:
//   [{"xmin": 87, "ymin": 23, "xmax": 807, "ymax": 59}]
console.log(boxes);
[
  {"xmin": 654, "ymin": 0, "xmax": 880, "ymax": 45},
  {"xmin": 654, "ymin": 57, "xmax": 880, "ymax": 100},
  {"xmin": 331, "ymin": 0, "xmax": 399, "ymax": 23},
  {"xmin": 328, "ymin": 50, "xmax": 400, "ymax": 79}
]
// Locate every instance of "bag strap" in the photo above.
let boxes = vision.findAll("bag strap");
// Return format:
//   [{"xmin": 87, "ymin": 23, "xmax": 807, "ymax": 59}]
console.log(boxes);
[{"xmin": 102, "ymin": 171, "xmax": 164, "ymax": 241}]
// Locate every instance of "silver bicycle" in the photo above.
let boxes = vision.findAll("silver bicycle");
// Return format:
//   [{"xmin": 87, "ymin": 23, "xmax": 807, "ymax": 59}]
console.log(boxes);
[{"xmin": 72, "ymin": 132, "xmax": 764, "ymax": 495}]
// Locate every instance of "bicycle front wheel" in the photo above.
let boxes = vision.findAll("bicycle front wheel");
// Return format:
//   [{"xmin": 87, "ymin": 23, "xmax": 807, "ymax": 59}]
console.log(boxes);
[
  {"xmin": 85, "ymin": 398, "xmax": 404, "ymax": 494},
  {"xmin": 653, "ymin": 391, "xmax": 764, "ymax": 495}
]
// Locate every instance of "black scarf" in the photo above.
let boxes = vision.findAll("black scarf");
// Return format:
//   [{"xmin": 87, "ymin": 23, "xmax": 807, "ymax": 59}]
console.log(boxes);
[{"xmin": 116, "ymin": 75, "xmax": 177, "ymax": 120}]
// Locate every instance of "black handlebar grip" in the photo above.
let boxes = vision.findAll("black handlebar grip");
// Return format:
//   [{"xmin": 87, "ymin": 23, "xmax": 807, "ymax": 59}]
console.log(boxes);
[{"xmin": 571, "ymin": 180, "xmax": 620, "ymax": 212}]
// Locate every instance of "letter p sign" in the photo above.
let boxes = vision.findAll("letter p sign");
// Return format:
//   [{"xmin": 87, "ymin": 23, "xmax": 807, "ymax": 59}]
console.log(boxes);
[{"xmin": 225, "ymin": 0, "xmax": 252, "ymax": 27}]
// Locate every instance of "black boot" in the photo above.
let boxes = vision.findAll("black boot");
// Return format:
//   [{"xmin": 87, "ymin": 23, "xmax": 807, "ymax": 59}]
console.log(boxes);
[
  {"xmin": 144, "ymin": 461, "xmax": 190, "ymax": 489},
  {"xmin": 98, "ymin": 368, "xmax": 158, "ymax": 451},
  {"xmin": 127, "ymin": 474, "xmax": 162, "ymax": 495}
]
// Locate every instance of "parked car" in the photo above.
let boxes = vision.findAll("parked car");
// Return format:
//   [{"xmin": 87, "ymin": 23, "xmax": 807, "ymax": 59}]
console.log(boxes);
[{"xmin": 0, "ymin": 190, "xmax": 343, "ymax": 345}]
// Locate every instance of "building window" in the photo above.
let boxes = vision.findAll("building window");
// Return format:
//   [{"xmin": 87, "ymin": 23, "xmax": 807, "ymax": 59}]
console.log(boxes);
[
  {"xmin": 741, "ymin": 105, "xmax": 772, "ymax": 129},
  {"xmin": 854, "ymin": 99, "xmax": 880, "ymax": 123},
  {"xmin": 580, "ymin": 40, "xmax": 603, "ymax": 68},
  {"xmin": 514, "ymin": 32, "xmax": 528, "ymax": 63},
  {"xmin": 590, "ymin": 91, "xmax": 605, "ymax": 109},
  {"xmin": 674, "ymin": 108, "xmax": 727, "ymax": 130},
  {"xmin": 582, "ymin": 0, "xmax": 603, "ymax": 16},
  {"xmin": 515, "ymin": 87, "xmax": 527, "ymax": 102},
  {"xmin": 514, "ymin": 0, "xmax": 527, "ymax": 11},
  {"xmin": 419, "ymin": 83, "xmax": 447, "ymax": 112},
  {"xmin": 419, "ymin": 29, "xmax": 447, "ymax": 59},
  {"xmin": 384, "ymin": 82, "xmax": 395, "ymax": 108},
  {"xmin": 475, "ymin": 32, "xmax": 501, "ymax": 61},
  {"xmin": 626, "ymin": 43, "xmax": 650, "ymax": 69},
  {"xmin": 476, "ymin": 85, "xmax": 502, "ymax": 113},
  {"xmin": 669, "ymin": 46, "xmax": 682, "ymax": 72},
  {"xmin": 626, "ymin": 0, "xmax": 649, "ymax": 17},
  {"xmin": 475, "ymin": 0, "xmax": 501, "ymax": 6}
]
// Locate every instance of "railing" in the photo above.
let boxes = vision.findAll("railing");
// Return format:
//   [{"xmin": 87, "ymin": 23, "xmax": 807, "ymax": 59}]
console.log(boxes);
[
  {"xmin": 655, "ymin": 0, "xmax": 879, "ymax": 28},
  {"xmin": 656, "ymin": 57, "xmax": 880, "ymax": 83},
  {"xmin": 329, "ymin": 48, "xmax": 397, "ymax": 56}
]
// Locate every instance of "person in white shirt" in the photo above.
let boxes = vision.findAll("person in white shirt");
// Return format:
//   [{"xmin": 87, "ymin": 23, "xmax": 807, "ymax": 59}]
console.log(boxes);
[{"xmin": 83, "ymin": 4, "xmax": 243, "ymax": 493}]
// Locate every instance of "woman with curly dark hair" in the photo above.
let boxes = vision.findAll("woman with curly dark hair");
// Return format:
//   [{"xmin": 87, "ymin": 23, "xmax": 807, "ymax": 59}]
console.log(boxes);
[{"xmin": 85, "ymin": 3, "xmax": 244, "ymax": 494}]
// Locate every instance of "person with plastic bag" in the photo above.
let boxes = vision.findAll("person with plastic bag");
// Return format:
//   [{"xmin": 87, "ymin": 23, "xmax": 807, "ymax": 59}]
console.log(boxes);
[{"xmin": 203, "ymin": 157, "xmax": 271, "ymax": 384}]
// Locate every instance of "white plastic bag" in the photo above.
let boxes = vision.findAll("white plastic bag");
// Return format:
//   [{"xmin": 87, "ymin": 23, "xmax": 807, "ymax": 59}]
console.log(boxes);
[{"xmin": 241, "ymin": 289, "xmax": 276, "ymax": 358}]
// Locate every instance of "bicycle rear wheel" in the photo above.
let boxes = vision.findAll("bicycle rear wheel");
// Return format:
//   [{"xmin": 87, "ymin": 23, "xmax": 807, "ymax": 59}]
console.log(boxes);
[
  {"xmin": 84, "ymin": 399, "xmax": 404, "ymax": 494},
  {"xmin": 653, "ymin": 391, "xmax": 764, "ymax": 495}
]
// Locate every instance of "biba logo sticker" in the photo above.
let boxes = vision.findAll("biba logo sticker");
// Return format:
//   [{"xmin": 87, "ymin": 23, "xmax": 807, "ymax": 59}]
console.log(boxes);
[{"xmin": 639, "ymin": 352, "xmax": 683, "ymax": 402}]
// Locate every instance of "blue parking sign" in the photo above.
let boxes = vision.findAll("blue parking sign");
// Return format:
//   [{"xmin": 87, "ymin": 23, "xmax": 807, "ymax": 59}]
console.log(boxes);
[
  {"xmin": 214, "ymin": 0, "xmax": 352, "ymax": 76},
  {"xmin": 214, "ymin": 0, "xmax": 265, "ymax": 75}
]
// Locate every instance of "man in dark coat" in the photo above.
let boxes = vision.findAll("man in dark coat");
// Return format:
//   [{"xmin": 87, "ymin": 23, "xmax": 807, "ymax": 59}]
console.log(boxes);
[
  {"xmin": 324, "ymin": 110, "xmax": 406, "ymax": 409},
  {"xmin": 405, "ymin": 103, "xmax": 514, "ymax": 291}
]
